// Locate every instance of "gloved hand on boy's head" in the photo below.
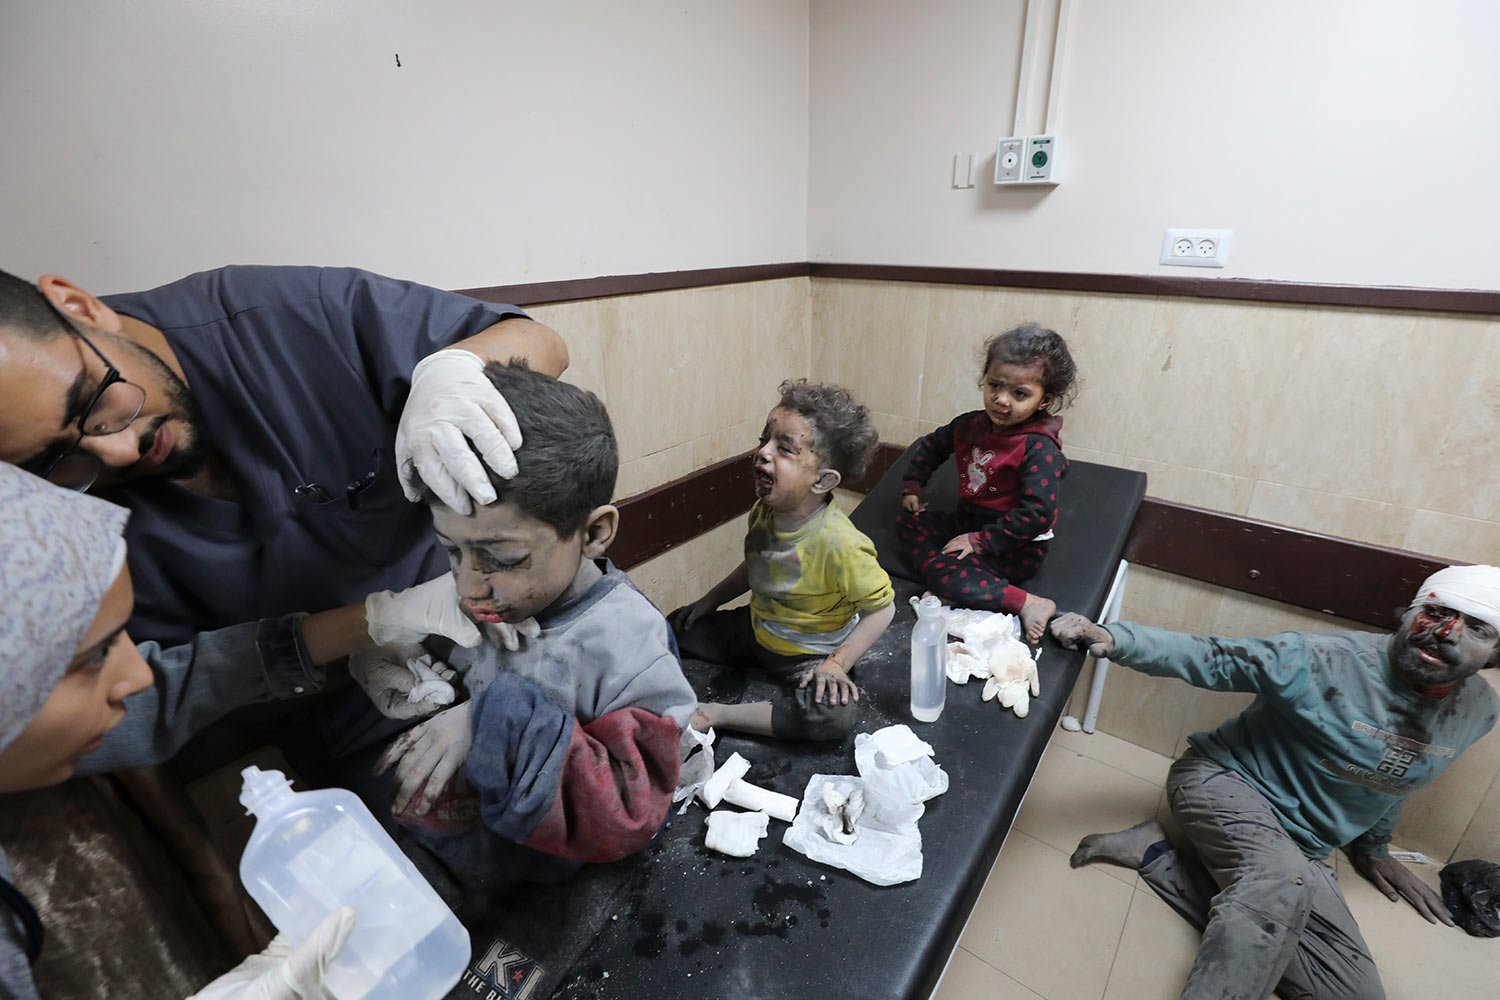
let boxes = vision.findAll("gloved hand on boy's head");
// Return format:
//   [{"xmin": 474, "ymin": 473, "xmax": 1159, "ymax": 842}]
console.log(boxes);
[{"xmin": 396, "ymin": 348, "xmax": 523, "ymax": 515}]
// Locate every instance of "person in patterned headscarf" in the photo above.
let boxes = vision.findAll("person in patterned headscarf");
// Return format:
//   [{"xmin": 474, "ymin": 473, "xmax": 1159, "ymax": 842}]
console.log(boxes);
[{"xmin": 0, "ymin": 463, "xmax": 358, "ymax": 1000}]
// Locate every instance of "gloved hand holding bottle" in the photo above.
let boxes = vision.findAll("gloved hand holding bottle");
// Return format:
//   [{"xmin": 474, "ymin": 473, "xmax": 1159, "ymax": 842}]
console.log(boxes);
[{"xmin": 187, "ymin": 907, "xmax": 355, "ymax": 1000}]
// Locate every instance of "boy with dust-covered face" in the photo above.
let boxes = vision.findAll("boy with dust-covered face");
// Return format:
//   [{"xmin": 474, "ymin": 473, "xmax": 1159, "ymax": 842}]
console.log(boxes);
[
  {"xmin": 670, "ymin": 380, "xmax": 895, "ymax": 742},
  {"xmin": 350, "ymin": 362, "xmax": 697, "ymax": 878}
]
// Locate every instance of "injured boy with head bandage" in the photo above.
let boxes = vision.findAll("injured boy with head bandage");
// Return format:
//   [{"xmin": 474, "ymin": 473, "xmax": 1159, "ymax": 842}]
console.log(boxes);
[{"xmin": 348, "ymin": 362, "xmax": 698, "ymax": 895}]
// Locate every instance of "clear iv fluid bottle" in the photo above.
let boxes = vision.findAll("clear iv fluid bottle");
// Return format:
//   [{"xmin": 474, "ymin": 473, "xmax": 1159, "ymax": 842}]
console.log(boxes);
[
  {"xmin": 237, "ymin": 767, "xmax": 470, "ymax": 1000},
  {"xmin": 910, "ymin": 595, "xmax": 948, "ymax": 722}
]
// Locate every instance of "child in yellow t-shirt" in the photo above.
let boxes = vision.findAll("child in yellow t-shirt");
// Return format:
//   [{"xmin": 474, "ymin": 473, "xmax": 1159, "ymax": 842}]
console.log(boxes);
[{"xmin": 670, "ymin": 380, "xmax": 895, "ymax": 741}]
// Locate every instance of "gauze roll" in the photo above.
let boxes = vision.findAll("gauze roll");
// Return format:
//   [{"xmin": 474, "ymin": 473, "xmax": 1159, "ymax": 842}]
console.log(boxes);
[
  {"xmin": 1412, "ymin": 564, "xmax": 1500, "ymax": 633},
  {"xmin": 0, "ymin": 465, "xmax": 130, "ymax": 754}
]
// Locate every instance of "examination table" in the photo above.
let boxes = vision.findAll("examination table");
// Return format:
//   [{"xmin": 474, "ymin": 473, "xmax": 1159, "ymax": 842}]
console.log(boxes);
[{"xmin": 453, "ymin": 448, "xmax": 1145, "ymax": 1000}]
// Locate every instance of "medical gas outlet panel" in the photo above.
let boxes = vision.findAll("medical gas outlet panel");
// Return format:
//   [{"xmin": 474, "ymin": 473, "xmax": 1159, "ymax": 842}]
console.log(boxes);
[{"xmin": 995, "ymin": 135, "xmax": 1061, "ymax": 186}]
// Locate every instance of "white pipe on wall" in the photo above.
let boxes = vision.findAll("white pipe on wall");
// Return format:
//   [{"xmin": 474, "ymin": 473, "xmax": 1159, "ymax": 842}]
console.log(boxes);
[{"xmin": 1043, "ymin": 0, "xmax": 1073, "ymax": 134}]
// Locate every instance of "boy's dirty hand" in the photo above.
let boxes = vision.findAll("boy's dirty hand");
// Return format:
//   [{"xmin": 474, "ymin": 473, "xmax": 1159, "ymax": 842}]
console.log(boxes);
[
  {"xmin": 349, "ymin": 642, "xmax": 456, "ymax": 720},
  {"xmin": 376, "ymin": 702, "xmax": 473, "ymax": 816},
  {"xmin": 1049, "ymin": 613, "xmax": 1114, "ymax": 658},
  {"xmin": 901, "ymin": 494, "xmax": 927, "ymax": 514},
  {"xmin": 941, "ymin": 533, "xmax": 976, "ymax": 559},
  {"xmin": 669, "ymin": 597, "xmax": 717, "ymax": 634},
  {"xmin": 799, "ymin": 659, "xmax": 860, "ymax": 705}
]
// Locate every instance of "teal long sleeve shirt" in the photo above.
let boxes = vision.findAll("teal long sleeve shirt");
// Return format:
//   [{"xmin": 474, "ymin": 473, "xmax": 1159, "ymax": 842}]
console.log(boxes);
[{"xmin": 1106, "ymin": 622, "xmax": 1499, "ymax": 860}]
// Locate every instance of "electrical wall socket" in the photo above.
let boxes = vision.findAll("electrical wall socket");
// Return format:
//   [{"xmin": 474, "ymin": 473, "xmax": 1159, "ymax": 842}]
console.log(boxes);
[
  {"xmin": 995, "ymin": 135, "xmax": 1060, "ymax": 185},
  {"xmin": 1023, "ymin": 134, "xmax": 1059, "ymax": 184},
  {"xmin": 995, "ymin": 137, "xmax": 1024, "ymax": 184},
  {"xmin": 1160, "ymin": 228, "xmax": 1232, "ymax": 268}
]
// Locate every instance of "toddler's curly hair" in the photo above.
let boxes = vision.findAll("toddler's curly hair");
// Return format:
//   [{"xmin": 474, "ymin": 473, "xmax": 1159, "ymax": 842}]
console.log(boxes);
[
  {"xmin": 982, "ymin": 322, "xmax": 1080, "ymax": 412},
  {"xmin": 775, "ymin": 379, "xmax": 879, "ymax": 480}
]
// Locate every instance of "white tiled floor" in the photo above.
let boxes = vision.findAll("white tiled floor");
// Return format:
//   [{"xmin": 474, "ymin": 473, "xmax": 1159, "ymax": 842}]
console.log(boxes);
[{"xmin": 932, "ymin": 727, "xmax": 1500, "ymax": 1000}]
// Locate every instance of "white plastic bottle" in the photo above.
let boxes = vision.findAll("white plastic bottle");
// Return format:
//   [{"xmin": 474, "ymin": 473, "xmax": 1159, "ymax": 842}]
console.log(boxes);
[
  {"xmin": 237, "ymin": 766, "xmax": 470, "ymax": 1000},
  {"xmin": 910, "ymin": 595, "xmax": 948, "ymax": 722}
]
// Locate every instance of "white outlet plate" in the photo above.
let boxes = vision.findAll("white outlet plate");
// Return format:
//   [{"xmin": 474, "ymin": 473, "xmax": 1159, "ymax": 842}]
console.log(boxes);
[
  {"xmin": 1160, "ymin": 228, "xmax": 1232, "ymax": 268},
  {"xmin": 952, "ymin": 152, "xmax": 975, "ymax": 189},
  {"xmin": 995, "ymin": 137, "xmax": 1024, "ymax": 184}
]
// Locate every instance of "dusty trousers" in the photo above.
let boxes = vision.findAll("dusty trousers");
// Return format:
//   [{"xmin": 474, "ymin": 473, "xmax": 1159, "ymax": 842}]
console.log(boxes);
[{"xmin": 1140, "ymin": 753, "xmax": 1385, "ymax": 1000}]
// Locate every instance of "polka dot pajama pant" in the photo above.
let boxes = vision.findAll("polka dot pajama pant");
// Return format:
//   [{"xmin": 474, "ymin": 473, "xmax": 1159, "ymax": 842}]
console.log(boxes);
[{"xmin": 898, "ymin": 508, "xmax": 1044, "ymax": 613}]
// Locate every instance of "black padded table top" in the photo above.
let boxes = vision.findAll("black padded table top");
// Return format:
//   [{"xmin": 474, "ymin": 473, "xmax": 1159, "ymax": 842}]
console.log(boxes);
[{"xmin": 543, "ymin": 452, "xmax": 1145, "ymax": 1000}]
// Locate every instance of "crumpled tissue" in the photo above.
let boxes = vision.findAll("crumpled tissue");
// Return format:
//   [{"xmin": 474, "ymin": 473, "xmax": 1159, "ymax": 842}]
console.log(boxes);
[
  {"xmin": 783, "ymin": 725, "xmax": 948, "ymax": 885},
  {"xmin": 705, "ymin": 809, "xmax": 770, "ymax": 857},
  {"xmin": 942, "ymin": 608, "xmax": 1021, "ymax": 647},
  {"xmin": 405, "ymin": 653, "xmax": 457, "ymax": 707},
  {"xmin": 855, "ymin": 726, "xmax": 949, "ymax": 810},
  {"xmin": 674, "ymin": 725, "xmax": 716, "ymax": 814}
]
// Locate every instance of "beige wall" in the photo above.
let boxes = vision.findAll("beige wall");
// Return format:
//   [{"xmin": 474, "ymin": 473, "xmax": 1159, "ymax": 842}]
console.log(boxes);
[
  {"xmin": 811, "ymin": 0, "xmax": 1500, "ymax": 290},
  {"xmin": 1, "ymin": 0, "xmax": 811, "ymax": 292},
  {"xmin": 528, "ymin": 276, "xmax": 812, "ymax": 614},
  {"xmin": 812, "ymin": 276, "xmax": 1500, "ymax": 862}
]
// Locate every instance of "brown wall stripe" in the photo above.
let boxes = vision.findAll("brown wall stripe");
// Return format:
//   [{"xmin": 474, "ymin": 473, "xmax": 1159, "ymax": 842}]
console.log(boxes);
[
  {"xmin": 613, "ymin": 442, "xmax": 1443, "ymax": 628},
  {"xmin": 457, "ymin": 261, "xmax": 1498, "ymax": 315},
  {"xmin": 807, "ymin": 264, "xmax": 1500, "ymax": 316},
  {"xmin": 457, "ymin": 262, "xmax": 810, "ymax": 308},
  {"xmin": 612, "ymin": 451, "xmax": 757, "ymax": 571},
  {"xmin": 1124, "ymin": 497, "xmax": 1448, "ymax": 628}
]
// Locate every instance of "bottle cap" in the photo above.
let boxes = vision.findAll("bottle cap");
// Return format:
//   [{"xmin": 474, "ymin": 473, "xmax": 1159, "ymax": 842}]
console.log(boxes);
[{"xmin": 240, "ymin": 765, "xmax": 295, "ymax": 817}]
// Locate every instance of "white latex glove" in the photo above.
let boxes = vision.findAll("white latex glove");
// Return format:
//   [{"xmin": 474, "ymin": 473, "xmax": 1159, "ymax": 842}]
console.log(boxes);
[
  {"xmin": 365, "ymin": 572, "xmax": 483, "ymax": 648},
  {"xmin": 396, "ymin": 348, "xmax": 522, "ymax": 514},
  {"xmin": 188, "ymin": 907, "xmax": 355, "ymax": 1000},
  {"xmin": 982, "ymin": 639, "xmax": 1041, "ymax": 719},
  {"xmin": 376, "ymin": 701, "xmax": 473, "ymax": 817},
  {"xmin": 348, "ymin": 643, "xmax": 457, "ymax": 720},
  {"xmin": 483, "ymin": 616, "xmax": 541, "ymax": 651}
]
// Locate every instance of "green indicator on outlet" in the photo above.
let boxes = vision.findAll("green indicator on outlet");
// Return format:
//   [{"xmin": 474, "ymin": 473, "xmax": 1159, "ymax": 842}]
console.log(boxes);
[{"xmin": 1031, "ymin": 150, "xmax": 1048, "ymax": 167}]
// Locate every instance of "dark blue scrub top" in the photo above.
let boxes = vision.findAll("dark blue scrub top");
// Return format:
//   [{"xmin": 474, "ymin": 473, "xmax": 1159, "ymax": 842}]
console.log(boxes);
[{"xmin": 99, "ymin": 266, "xmax": 525, "ymax": 646}]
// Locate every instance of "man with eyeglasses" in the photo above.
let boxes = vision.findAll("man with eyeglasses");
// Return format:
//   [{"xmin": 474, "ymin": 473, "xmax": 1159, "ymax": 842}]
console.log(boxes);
[{"xmin": 0, "ymin": 265, "xmax": 565, "ymax": 655}]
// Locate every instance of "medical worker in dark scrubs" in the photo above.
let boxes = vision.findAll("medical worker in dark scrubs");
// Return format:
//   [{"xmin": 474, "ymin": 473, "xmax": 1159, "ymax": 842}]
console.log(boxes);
[{"xmin": 0, "ymin": 265, "xmax": 567, "ymax": 655}]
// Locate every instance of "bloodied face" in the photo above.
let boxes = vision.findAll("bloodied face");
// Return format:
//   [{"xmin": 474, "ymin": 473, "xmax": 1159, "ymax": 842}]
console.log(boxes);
[
  {"xmin": 430, "ymin": 499, "xmax": 615, "ymax": 627},
  {"xmin": 1389, "ymin": 602, "xmax": 1500, "ymax": 691}
]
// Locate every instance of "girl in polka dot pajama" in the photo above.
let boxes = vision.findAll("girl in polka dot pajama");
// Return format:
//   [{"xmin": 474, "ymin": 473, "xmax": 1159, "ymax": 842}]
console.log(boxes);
[{"xmin": 898, "ymin": 322, "xmax": 1078, "ymax": 643}]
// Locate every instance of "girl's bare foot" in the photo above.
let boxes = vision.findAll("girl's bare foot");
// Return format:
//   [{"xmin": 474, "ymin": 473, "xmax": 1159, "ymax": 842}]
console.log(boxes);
[{"xmin": 1019, "ymin": 593, "xmax": 1056, "ymax": 644}]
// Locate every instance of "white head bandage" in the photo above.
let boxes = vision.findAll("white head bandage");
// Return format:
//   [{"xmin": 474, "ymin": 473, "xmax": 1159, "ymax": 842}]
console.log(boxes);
[{"xmin": 1412, "ymin": 564, "xmax": 1500, "ymax": 633}]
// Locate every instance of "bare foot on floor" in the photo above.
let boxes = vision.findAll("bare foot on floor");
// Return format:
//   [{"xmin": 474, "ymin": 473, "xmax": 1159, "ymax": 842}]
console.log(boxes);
[
  {"xmin": 1019, "ymin": 593, "xmax": 1056, "ymax": 644},
  {"xmin": 1070, "ymin": 819, "xmax": 1168, "ymax": 870}
]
